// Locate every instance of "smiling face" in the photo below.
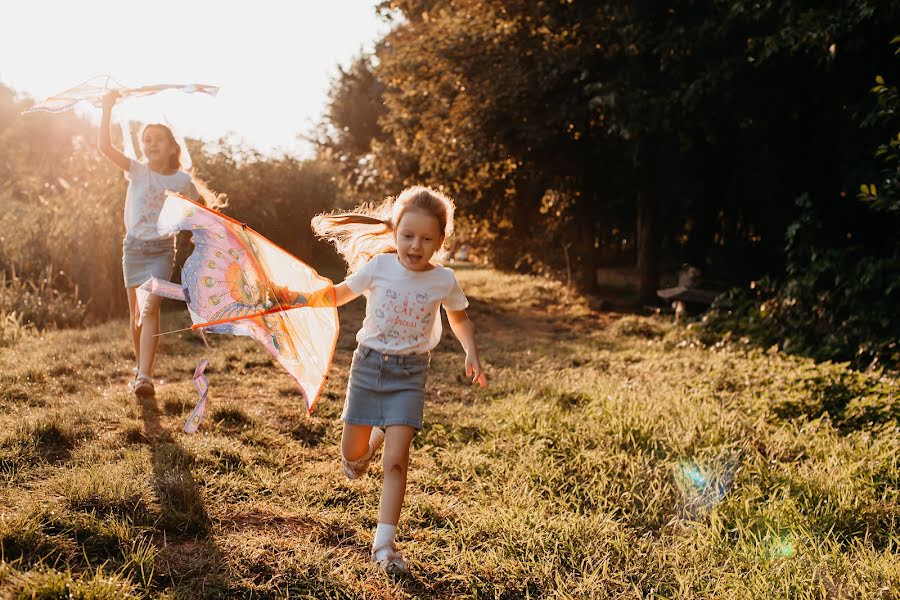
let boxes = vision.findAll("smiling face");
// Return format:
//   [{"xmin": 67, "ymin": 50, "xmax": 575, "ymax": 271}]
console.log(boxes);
[
  {"xmin": 141, "ymin": 125, "xmax": 178, "ymax": 171},
  {"xmin": 394, "ymin": 208, "xmax": 444, "ymax": 271}
]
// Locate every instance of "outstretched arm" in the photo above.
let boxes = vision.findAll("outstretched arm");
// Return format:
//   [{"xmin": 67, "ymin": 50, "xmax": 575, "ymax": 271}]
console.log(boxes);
[
  {"xmin": 270, "ymin": 281, "xmax": 360, "ymax": 308},
  {"xmin": 333, "ymin": 282, "xmax": 362, "ymax": 307},
  {"xmin": 98, "ymin": 91, "xmax": 130, "ymax": 172},
  {"xmin": 446, "ymin": 308, "xmax": 488, "ymax": 388}
]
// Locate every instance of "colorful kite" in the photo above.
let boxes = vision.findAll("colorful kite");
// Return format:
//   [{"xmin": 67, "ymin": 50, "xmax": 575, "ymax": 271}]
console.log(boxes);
[
  {"xmin": 25, "ymin": 75, "xmax": 218, "ymax": 170},
  {"xmin": 138, "ymin": 192, "xmax": 339, "ymax": 432},
  {"xmin": 23, "ymin": 75, "xmax": 219, "ymax": 114}
]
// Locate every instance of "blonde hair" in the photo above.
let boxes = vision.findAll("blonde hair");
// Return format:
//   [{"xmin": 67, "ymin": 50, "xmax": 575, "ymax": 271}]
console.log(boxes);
[{"xmin": 312, "ymin": 185, "xmax": 456, "ymax": 273}]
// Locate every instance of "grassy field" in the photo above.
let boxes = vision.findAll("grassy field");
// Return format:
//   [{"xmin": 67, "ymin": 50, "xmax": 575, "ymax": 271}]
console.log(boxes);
[{"xmin": 0, "ymin": 266, "xmax": 897, "ymax": 599}]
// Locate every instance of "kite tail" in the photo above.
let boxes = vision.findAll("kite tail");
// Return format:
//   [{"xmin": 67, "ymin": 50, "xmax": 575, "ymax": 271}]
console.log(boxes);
[
  {"xmin": 184, "ymin": 354, "xmax": 211, "ymax": 434},
  {"xmin": 136, "ymin": 277, "xmax": 215, "ymax": 433},
  {"xmin": 136, "ymin": 277, "xmax": 188, "ymax": 326}
]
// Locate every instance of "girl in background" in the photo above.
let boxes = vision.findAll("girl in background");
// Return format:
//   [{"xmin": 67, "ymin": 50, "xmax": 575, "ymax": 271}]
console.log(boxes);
[
  {"xmin": 99, "ymin": 90, "xmax": 201, "ymax": 398},
  {"xmin": 313, "ymin": 186, "xmax": 488, "ymax": 574}
]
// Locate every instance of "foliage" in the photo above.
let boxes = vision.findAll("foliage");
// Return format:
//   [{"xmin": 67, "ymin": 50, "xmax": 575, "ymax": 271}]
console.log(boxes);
[
  {"xmin": 0, "ymin": 84, "xmax": 349, "ymax": 328},
  {"xmin": 704, "ymin": 193, "xmax": 899, "ymax": 370},
  {"xmin": 858, "ymin": 36, "xmax": 900, "ymax": 212},
  {"xmin": 323, "ymin": 1, "xmax": 900, "ymax": 299},
  {"xmin": 0, "ymin": 269, "xmax": 86, "ymax": 345},
  {"xmin": 702, "ymin": 37, "xmax": 900, "ymax": 371}
]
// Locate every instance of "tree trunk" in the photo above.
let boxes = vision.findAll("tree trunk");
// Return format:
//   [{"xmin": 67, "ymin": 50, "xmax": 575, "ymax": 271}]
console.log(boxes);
[
  {"xmin": 636, "ymin": 178, "xmax": 659, "ymax": 304},
  {"xmin": 635, "ymin": 138, "xmax": 663, "ymax": 304},
  {"xmin": 685, "ymin": 135, "xmax": 733, "ymax": 267},
  {"xmin": 576, "ymin": 190, "xmax": 599, "ymax": 292}
]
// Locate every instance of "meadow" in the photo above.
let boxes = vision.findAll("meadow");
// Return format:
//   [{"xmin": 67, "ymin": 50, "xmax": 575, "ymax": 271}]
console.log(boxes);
[{"xmin": 0, "ymin": 266, "xmax": 897, "ymax": 599}]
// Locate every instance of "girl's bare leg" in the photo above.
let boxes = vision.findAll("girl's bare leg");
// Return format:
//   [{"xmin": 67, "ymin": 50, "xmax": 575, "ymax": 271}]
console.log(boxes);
[
  {"xmin": 342, "ymin": 423, "xmax": 374, "ymax": 461},
  {"xmin": 126, "ymin": 287, "xmax": 141, "ymax": 369},
  {"xmin": 138, "ymin": 295, "xmax": 162, "ymax": 377},
  {"xmin": 378, "ymin": 425, "xmax": 415, "ymax": 525}
]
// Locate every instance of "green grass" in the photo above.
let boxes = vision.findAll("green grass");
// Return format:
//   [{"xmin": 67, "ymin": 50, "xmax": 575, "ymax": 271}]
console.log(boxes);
[{"xmin": 0, "ymin": 267, "xmax": 897, "ymax": 598}]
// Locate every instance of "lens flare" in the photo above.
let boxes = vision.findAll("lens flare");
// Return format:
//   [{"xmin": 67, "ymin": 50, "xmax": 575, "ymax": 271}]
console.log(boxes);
[
  {"xmin": 674, "ymin": 459, "xmax": 732, "ymax": 515},
  {"xmin": 763, "ymin": 532, "xmax": 796, "ymax": 559}
]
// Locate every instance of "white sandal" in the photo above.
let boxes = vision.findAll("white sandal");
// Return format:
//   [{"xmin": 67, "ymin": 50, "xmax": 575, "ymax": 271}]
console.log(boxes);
[
  {"xmin": 371, "ymin": 542, "xmax": 409, "ymax": 574},
  {"xmin": 133, "ymin": 371, "xmax": 155, "ymax": 398},
  {"xmin": 342, "ymin": 427, "xmax": 385, "ymax": 479}
]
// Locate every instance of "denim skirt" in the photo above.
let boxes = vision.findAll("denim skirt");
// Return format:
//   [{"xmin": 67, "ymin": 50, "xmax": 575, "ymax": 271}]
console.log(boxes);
[
  {"xmin": 122, "ymin": 235, "xmax": 176, "ymax": 288},
  {"xmin": 342, "ymin": 345, "xmax": 430, "ymax": 429}
]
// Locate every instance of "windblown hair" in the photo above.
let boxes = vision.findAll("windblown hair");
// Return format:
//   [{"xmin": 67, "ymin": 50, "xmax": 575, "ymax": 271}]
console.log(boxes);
[
  {"xmin": 312, "ymin": 185, "xmax": 456, "ymax": 273},
  {"xmin": 191, "ymin": 176, "xmax": 228, "ymax": 211},
  {"xmin": 141, "ymin": 123, "xmax": 181, "ymax": 170},
  {"xmin": 141, "ymin": 123, "xmax": 226, "ymax": 210}
]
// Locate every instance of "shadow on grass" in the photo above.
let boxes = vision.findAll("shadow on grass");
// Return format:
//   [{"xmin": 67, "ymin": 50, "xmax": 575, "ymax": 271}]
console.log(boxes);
[{"xmin": 138, "ymin": 395, "xmax": 232, "ymax": 596}]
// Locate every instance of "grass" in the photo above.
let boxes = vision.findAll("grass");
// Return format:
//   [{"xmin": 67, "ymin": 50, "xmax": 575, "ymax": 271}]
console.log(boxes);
[{"xmin": 0, "ymin": 266, "xmax": 897, "ymax": 598}]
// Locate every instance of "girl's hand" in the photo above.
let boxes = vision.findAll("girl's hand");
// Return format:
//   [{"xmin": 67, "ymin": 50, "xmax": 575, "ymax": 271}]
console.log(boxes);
[
  {"xmin": 465, "ymin": 353, "xmax": 488, "ymax": 388},
  {"xmin": 101, "ymin": 90, "xmax": 120, "ymax": 110}
]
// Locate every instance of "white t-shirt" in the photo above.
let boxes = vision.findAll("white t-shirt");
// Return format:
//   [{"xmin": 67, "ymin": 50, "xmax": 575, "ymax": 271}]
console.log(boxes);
[
  {"xmin": 344, "ymin": 253, "xmax": 469, "ymax": 355},
  {"xmin": 125, "ymin": 159, "xmax": 199, "ymax": 240}
]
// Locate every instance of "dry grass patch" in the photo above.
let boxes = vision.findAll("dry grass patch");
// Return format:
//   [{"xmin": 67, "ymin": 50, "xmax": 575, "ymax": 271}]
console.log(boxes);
[{"xmin": 0, "ymin": 268, "xmax": 896, "ymax": 597}]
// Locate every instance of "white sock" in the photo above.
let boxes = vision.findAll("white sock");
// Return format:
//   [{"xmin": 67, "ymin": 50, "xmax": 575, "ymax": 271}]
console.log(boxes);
[{"xmin": 372, "ymin": 523, "xmax": 397, "ymax": 558}]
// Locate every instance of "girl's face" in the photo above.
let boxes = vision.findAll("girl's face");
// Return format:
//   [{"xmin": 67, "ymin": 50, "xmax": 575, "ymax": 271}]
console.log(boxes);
[
  {"xmin": 141, "ymin": 127, "xmax": 177, "ymax": 168},
  {"xmin": 394, "ymin": 209, "xmax": 443, "ymax": 271}
]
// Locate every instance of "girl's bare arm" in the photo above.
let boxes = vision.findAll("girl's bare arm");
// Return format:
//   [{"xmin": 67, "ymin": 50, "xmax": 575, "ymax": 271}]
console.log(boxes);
[
  {"xmin": 98, "ymin": 91, "xmax": 130, "ymax": 172},
  {"xmin": 333, "ymin": 282, "xmax": 362, "ymax": 307},
  {"xmin": 446, "ymin": 309, "xmax": 488, "ymax": 387}
]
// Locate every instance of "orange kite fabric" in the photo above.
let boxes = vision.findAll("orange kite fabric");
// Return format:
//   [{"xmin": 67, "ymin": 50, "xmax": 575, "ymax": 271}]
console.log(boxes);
[{"xmin": 143, "ymin": 193, "xmax": 338, "ymax": 424}]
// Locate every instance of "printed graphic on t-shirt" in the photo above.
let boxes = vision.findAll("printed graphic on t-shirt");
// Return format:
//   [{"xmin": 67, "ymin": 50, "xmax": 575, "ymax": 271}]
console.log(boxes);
[
  {"xmin": 132, "ymin": 175, "xmax": 168, "ymax": 234},
  {"xmin": 375, "ymin": 289, "xmax": 433, "ymax": 348}
]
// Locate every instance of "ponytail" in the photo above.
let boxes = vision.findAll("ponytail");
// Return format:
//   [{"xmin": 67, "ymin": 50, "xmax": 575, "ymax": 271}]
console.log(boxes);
[
  {"xmin": 313, "ymin": 186, "xmax": 456, "ymax": 273},
  {"xmin": 311, "ymin": 202, "xmax": 397, "ymax": 273}
]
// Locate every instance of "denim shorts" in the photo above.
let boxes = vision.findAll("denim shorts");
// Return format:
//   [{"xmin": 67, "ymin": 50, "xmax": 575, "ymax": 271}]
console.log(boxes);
[
  {"xmin": 342, "ymin": 345, "xmax": 431, "ymax": 430},
  {"xmin": 122, "ymin": 235, "xmax": 176, "ymax": 288}
]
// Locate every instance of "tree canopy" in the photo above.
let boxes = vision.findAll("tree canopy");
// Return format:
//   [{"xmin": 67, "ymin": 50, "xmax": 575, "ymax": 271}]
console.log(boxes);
[{"xmin": 322, "ymin": 0, "xmax": 900, "ymax": 299}]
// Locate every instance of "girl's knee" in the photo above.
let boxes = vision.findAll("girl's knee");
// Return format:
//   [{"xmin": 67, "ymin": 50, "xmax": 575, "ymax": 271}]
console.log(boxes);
[{"xmin": 383, "ymin": 454, "xmax": 408, "ymax": 475}]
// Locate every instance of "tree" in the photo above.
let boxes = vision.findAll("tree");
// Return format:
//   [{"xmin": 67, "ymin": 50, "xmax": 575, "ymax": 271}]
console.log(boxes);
[{"xmin": 324, "ymin": 0, "xmax": 900, "ymax": 304}]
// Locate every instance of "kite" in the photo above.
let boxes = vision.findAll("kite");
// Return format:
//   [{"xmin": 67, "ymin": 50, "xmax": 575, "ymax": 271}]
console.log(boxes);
[
  {"xmin": 23, "ymin": 75, "xmax": 219, "ymax": 114},
  {"xmin": 137, "ymin": 192, "xmax": 339, "ymax": 432},
  {"xmin": 24, "ymin": 75, "xmax": 218, "ymax": 170}
]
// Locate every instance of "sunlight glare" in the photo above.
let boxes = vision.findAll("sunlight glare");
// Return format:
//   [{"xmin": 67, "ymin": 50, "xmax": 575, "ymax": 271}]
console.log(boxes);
[{"xmin": 1, "ymin": 1, "xmax": 389, "ymax": 157}]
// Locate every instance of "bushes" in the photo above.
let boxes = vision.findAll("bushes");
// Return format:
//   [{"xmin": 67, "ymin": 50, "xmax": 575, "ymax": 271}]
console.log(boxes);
[
  {"xmin": 701, "ymin": 40, "xmax": 900, "ymax": 372},
  {"xmin": 701, "ymin": 236, "xmax": 899, "ymax": 371},
  {"xmin": 0, "ymin": 93, "xmax": 348, "ymax": 331},
  {"xmin": 0, "ymin": 270, "xmax": 87, "ymax": 346}
]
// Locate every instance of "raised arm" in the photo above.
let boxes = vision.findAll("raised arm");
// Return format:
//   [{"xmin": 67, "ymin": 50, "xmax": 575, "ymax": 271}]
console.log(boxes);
[
  {"xmin": 98, "ymin": 91, "xmax": 130, "ymax": 172},
  {"xmin": 446, "ymin": 309, "xmax": 488, "ymax": 388}
]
